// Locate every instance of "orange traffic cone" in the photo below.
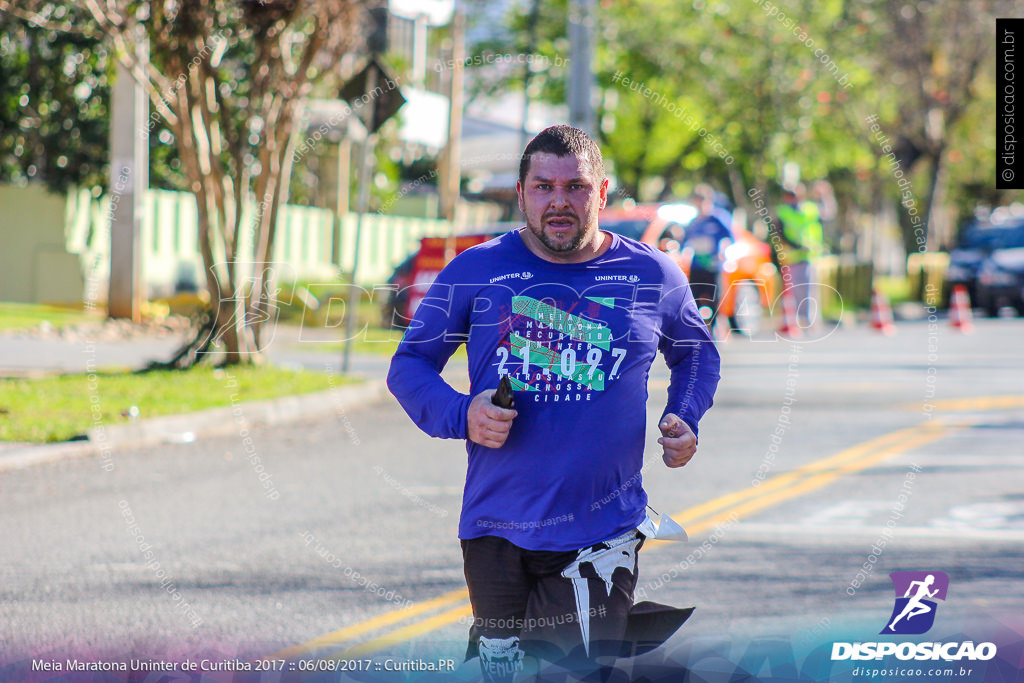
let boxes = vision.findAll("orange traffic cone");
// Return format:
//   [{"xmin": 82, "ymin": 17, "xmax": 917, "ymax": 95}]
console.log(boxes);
[
  {"xmin": 949, "ymin": 284, "xmax": 974, "ymax": 333},
  {"xmin": 777, "ymin": 286, "xmax": 802, "ymax": 338},
  {"xmin": 870, "ymin": 289, "xmax": 896, "ymax": 335}
]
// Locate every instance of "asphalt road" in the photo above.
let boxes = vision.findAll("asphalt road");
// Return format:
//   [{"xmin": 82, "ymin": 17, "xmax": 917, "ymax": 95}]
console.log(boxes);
[{"xmin": 2, "ymin": 318, "xmax": 1023, "ymax": 680}]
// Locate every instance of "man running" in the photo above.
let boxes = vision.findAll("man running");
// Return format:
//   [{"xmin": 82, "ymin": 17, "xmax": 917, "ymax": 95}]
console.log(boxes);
[{"xmin": 387, "ymin": 125, "xmax": 721, "ymax": 680}]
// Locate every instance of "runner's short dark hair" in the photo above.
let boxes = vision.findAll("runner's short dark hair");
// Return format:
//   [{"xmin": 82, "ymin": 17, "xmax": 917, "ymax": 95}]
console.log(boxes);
[{"xmin": 519, "ymin": 125, "xmax": 605, "ymax": 186}]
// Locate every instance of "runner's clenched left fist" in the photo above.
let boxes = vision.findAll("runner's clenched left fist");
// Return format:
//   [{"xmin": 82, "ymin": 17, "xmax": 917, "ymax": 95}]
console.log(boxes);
[{"xmin": 658, "ymin": 413, "xmax": 697, "ymax": 468}]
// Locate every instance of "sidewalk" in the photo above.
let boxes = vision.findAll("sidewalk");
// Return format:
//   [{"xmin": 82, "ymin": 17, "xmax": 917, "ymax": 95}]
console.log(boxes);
[{"xmin": 0, "ymin": 320, "xmax": 393, "ymax": 378}]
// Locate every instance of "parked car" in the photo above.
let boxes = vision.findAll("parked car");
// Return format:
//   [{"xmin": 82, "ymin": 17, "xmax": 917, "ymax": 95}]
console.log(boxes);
[
  {"xmin": 973, "ymin": 222, "xmax": 1024, "ymax": 316},
  {"xmin": 381, "ymin": 251, "xmax": 417, "ymax": 328},
  {"xmin": 945, "ymin": 218, "xmax": 1024, "ymax": 306},
  {"xmin": 383, "ymin": 233, "xmax": 502, "ymax": 327},
  {"xmin": 600, "ymin": 203, "xmax": 778, "ymax": 333},
  {"xmin": 599, "ymin": 203, "xmax": 693, "ymax": 269}
]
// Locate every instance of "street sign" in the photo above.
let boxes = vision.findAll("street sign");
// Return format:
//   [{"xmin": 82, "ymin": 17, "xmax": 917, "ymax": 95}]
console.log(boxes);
[{"xmin": 339, "ymin": 59, "xmax": 406, "ymax": 134}]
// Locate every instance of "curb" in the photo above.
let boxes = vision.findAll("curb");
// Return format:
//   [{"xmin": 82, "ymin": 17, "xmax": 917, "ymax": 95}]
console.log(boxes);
[{"xmin": 0, "ymin": 380, "xmax": 391, "ymax": 474}]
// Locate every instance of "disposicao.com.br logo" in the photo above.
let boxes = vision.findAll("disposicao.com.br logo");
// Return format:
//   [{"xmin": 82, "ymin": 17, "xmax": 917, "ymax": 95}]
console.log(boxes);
[
  {"xmin": 831, "ymin": 571, "xmax": 997, "ymax": 663},
  {"xmin": 882, "ymin": 570, "xmax": 949, "ymax": 635}
]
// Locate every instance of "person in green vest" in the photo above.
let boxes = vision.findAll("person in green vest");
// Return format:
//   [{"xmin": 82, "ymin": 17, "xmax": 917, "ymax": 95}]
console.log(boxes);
[{"xmin": 774, "ymin": 186, "xmax": 825, "ymax": 328}]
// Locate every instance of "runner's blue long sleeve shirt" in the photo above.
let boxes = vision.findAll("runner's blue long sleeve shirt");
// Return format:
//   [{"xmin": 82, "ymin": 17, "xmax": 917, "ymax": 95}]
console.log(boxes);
[{"xmin": 387, "ymin": 230, "xmax": 721, "ymax": 550}]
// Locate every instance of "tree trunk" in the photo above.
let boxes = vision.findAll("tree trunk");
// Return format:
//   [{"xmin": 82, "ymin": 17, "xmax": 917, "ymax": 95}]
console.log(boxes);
[
  {"xmin": 727, "ymin": 165, "xmax": 750, "ymax": 226},
  {"xmin": 920, "ymin": 148, "xmax": 948, "ymax": 252},
  {"xmin": 67, "ymin": 0, "xmax": 364, "ymax": 367}
]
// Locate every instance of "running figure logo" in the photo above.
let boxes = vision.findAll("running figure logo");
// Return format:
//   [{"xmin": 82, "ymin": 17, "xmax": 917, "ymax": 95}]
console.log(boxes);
[{"xmin": 880, "ymin": 571, "xmax": 950, "ymax": 635}]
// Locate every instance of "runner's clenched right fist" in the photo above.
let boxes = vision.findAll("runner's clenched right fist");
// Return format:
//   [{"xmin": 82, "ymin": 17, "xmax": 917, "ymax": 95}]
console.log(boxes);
[{"xmin": 467, "ymin": 390, "xmax": 517, "ymax": 448}]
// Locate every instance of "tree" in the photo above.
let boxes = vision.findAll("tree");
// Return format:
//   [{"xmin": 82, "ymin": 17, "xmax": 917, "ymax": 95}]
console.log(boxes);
[
  {"xmin": 468, "ymin": 0, "xmax": 873, "ymax": 206},
  {"xmin": 0, "ymin": 10, "xmax": 196, "ymax": 195},
  {"xmin": 0, "ymin": 9, "xmax": 110, "ymax": 192},
  {"xmin": 3, "ymin": 0, "xmax": 368, "ymax": 365},
  {"xmin": 471, "ymin": 0, "xmax": 1021, "ymax": 258},
  {"xmin": 851, "ymin": 0, "xmax": 1018, "ymax": 251}
]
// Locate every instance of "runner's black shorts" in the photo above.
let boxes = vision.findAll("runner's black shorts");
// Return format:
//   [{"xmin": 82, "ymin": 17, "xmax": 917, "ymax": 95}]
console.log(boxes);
[{"xmin": 461, "ymin": 529, "xmax": 644, "ymax": 663}]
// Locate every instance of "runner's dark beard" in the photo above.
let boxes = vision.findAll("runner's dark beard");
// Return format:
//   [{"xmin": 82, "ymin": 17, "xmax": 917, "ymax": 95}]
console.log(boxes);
[{"xmin": 530, "ymin": 221, "xmax": 587, "ymax": 253}]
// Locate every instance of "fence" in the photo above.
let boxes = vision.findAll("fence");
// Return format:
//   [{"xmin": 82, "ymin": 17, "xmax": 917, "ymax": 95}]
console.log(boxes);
[
  {"xmin": 63, "ymin": 187, "xmax": 465, "ymax": 298},
  {"xmin": 815, "ymin": 255, "xmax": 874, "ymax": 313},
  {"xmin": 907, "ymin": 252, "xmax": 950, "ymax": 305}
]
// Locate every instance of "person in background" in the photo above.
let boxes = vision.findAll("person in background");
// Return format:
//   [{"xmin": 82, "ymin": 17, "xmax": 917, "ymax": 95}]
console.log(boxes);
[
  {"xmin": 775, "ymin": 185, "xmax": 825, "ymax": 328},
  {"xmin": 681, "ymin": 184, "xmax": 734, "ymax": 329},
  {"xmin": 711, "ymin": 188, "xmax": 737, "ymax": 234},
  {"xmin": 808, "ymin": 179, "xmax": 838, "ymax": 253}
]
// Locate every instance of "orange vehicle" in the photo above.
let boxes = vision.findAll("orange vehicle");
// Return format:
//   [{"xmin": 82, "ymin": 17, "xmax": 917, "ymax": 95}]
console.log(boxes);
[
  {"xmin": 599, "ymin": 202, "xmax": 778, "ymax": 332},
  {"xmin": 385, "ymin": 203, "xmax": 777, "ymax": 332}
]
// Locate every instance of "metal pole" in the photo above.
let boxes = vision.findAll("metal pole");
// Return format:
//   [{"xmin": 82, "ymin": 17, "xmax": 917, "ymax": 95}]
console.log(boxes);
[
  {"xmin": 567, "ymin": 0, "xmax": 595, "ymax": 136},
  {"xmin": 441, "ymin": 2, "xmax": 465, "ymax": 226},
  {"xmin": 520, "ymin": 0, "xmax": 541, "ymax": 152},
  {"xmin": 108, "ymin": 39, "xmax": 149, "ymax": 320},
  {"xmin": 333, "ymin": 137, "xmax": 351, "ymax": 269},
  {"xmin": 440, "ymin": 2, "xmax": 465, "ymax": 265},
  {"xmin": 342, "ymin": 67, "xmax": 378, "ymax": 375}
]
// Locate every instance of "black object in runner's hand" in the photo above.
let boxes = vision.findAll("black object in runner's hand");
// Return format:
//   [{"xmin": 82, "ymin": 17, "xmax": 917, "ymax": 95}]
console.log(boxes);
[{"xmin": 491, "ymin": 374, "xmax": 514, "ymax": 409}]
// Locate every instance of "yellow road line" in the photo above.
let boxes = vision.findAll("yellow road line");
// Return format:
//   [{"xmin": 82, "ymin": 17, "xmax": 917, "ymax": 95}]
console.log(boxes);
[
  {"xmin": 330, "ymin": 603, "xmax": 474, "ymax": 659},
  {"xmin": 793, "ymin": 424, "xmax": 943, "ymax": 474},
  {"xmin": 671, "ymin": 424, "xmax": 939, "ymax": 529},
  {"xmin": 266, "ymin": 588, "xmax": 469, "ymax": 660},
  {"xmin": 707, "ymin": 427, "xmax": 945, "ymax": 528},
  {"xmin": 642, "ymin": 425, "xmax": 951, "ymax": 549},
  {"xmin": 905, "ymin": 395, "xmax": 1024, "ymax": 413},
  {"xmin": 314, "ymin": 424, "xmax": 953, "ymax": 656},
  {"xmin": 276, "ymin": 414, "xmax": 987, "ymax": 660}
]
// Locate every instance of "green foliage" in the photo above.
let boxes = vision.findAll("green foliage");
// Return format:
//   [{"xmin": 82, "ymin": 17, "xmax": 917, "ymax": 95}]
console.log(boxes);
[
  {"xmin": 466, "ymin": 0, "xmax": 873, "ymax": 199},
  {"xmin": 0, "ymin": 12, "xmax": 111, "ymax": 192},
  {"xmin": 472, "ymin": 0, "xmax": 1018, "ymax": 253},
  {"xmin": 0, "ymin": 9, "xmax": 199, "ymax": 194},
  {"xmin": 0, "ymin": 302, "xmax": 98, "ymax": 332}
]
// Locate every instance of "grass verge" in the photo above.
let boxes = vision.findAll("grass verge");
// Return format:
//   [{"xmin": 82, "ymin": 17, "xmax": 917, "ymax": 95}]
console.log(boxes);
[
  {"xmin": 0, "ymin": 303, "xmax": 97, "ymax": 333},
  {"xmin": 292, "ymin": 326, "xmax": 470, "ymax": 358},
  {"xmin": 0, "ymin": 365, "xmax": 355, "ymax": 443}
]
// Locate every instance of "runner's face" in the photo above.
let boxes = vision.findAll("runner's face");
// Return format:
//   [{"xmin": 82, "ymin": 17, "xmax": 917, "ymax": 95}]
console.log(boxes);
[{"xmin": 517, "ymin": 152, "xmax": 608, "ymax": 256}]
